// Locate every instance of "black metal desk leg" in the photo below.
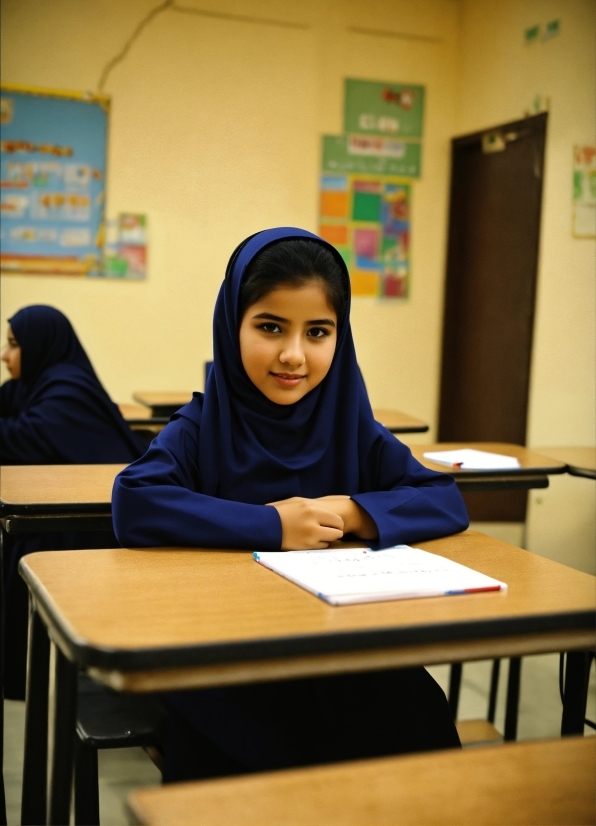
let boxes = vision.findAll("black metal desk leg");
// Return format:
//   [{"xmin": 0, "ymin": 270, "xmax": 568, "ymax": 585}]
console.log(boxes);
[
  {"xmin": 561, "ymin": 651, "xmax": 591, "ymax": 736},
  {"xmin": 47, "ymin": 644, "xmax": 77, "ymax": 826},
  {"xmin": 448, "ymin": 663, "xmax": 462, "ymax": 718},
  {"xmin": 487, "ymin": 659, "xmax": 501, "ymax": 723},
  {"xmin": 21, "ymin": 601, "xmax": 50, "ymax": 825},
  {"xmin": 504, "ymin": 657, "xmax": 522, "ymax": 741}
]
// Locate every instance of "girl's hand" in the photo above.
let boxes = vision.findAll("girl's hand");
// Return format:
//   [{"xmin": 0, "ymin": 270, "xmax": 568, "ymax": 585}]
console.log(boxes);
[
  {"xmin": 315, "ymin": 495, "xmax": 378, "ymax": 540},
  {"xmin": 266, "ymin": 497, "xmax": 345, "ymax": 550}
]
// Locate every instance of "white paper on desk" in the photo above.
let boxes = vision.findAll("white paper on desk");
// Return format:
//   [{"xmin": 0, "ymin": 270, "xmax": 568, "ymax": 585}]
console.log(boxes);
[
  {"xmin": 253, "ymin": 546, "xmax": 507, "ymax": 606},
  {"xmin": 423, "ymin": 448, "xmax": 521, "ymax": 470}
]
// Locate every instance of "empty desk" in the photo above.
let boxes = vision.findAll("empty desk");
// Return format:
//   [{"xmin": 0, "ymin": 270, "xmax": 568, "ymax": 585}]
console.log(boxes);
[
  {"xmin": 534, "ymin": 447, "xmax": 596, "ymax": 481},
  {"xmin": 132, "ymin": 392, "xmax": 192, "ymax": 418},
  {"xmin": 127, "ymin": 736, "xmax": 595, "ymax": 826},
  {"xmin": 132, "ymin": 391, "xmax": 429, "ymax": 434},
  {"xmin": 0, "ymin": 464, "xmax": 126, "ymax": 534},
  {"xmin": 373, "ymin": 408, "xmax": 428, "ymax": 434}
]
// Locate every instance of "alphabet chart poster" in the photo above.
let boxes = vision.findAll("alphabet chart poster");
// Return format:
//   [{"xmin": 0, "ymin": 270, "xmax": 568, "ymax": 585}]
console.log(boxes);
[{"xmin": 0, "ymin": 85, "xmax": 109, "ymax": 275}]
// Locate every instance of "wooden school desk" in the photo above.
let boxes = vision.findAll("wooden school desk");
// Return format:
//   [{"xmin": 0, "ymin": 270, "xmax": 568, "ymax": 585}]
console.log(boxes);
[
  {"xmin": 372, "ymin": 408, "xmax": 428, "ymax": 434},
  {"xmin": 127, "ymin": 736, "xmax": 595, "ymax": 826},
  {"xmin": 410, "ymin": 442, "xmax": 567, "ymax": 492},
  {"xmin": 133, "ymin": 391, "xmax": 192, "ymax": 417},
  {"xmin": 0, "ymin": 464, "xmax": 126, "ymax": 534},
  {"xmin": 132, "ymin": 391, "xmax": 430, "ymax": 434},
  {"xmin": 119, "ymin": 403, "xmax": 170, "ymax": 433},
  {"xmin": 0, "ymin": 463, "xmax": 126, "ymax": 826},
  {"xmin": 411, "ymin": 443, "xmax": 569, "ymax": 738},
  {"xmin": 18, "ymin": 531, "xmax": 595, "ymax": 824},
  {"xmin": 534, "ymin": 447, "xmax": 596, "ymax": 481}
]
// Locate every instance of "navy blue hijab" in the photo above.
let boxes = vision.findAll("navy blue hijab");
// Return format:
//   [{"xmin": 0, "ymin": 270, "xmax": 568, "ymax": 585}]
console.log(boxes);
[
  {"xmin": 10, "ymin": 305, "xmax": 96, "ymax": 406},
  {"xmin": 195, "ymin": 227, "xmax": 383, "ymax": 503},
  {"xmin": 1, "ymin": 305, "xmax": 144, "ymax": 463}
]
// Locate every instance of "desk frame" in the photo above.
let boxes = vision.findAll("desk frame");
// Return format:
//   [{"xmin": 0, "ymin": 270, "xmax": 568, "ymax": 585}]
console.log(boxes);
[{"xmin": 18, "ymin": 540, "xmax": 595, "ymax": 826}]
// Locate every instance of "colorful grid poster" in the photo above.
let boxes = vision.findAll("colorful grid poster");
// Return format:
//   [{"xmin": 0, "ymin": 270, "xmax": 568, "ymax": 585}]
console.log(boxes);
[
  {"xmin": 319, "ymin": 173, "xmax": 411, "ymax": 298},
  {"xmin": 0, "ymin": 85, "xmax": 108, "ymax": 276}
]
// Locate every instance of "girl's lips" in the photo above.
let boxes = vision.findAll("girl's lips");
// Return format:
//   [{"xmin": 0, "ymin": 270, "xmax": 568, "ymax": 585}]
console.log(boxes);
[{"xmin": 270, "ymin": 372, "xmax": 306, "ymax": 387}]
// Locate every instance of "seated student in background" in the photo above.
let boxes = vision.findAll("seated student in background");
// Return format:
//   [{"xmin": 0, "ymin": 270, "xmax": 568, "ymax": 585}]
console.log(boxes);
[
  {"xmin": 113, "ymin": 228, "xmax": 469, "ymax": 782},
  {"xmin": 1, "ymin": 304, "xmax": 145, "ymax": 464},
  {"xmin": 1, "ymin": 304, "xmax": 146, "ymax": 699}
]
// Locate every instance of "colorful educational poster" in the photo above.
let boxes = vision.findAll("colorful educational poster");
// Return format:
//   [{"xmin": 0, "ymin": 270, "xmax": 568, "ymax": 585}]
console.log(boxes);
[
  {"xmin": 102, "ymin": 213, "xmax": 147, "ymax": 279},
  {"xmin": 572, "ymin": 145, "xmax": 596, "ymax": 238},
  {"xmin": 319, "ymin": 172, "xmax": 411, "ymax": 299},
  {"xmin": 0, "ymin": 85, "xmax": 109, "ymax": 275},
  {"xmin": 344, "ymin": 78, "xmax": 425, "ymax": 139}
]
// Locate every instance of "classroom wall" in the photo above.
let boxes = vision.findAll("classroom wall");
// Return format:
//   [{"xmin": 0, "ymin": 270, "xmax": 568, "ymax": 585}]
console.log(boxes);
[
  {"xmin": 0, "ymin": 0, "xmax": 459, "ymax": 434},
  {"xmin": 2, "ymin": 0, "xmax": 594, "ymax": 569},
  {"xmin": 456, "ymin": 0, "xmax": 596, "ymax": 572}
]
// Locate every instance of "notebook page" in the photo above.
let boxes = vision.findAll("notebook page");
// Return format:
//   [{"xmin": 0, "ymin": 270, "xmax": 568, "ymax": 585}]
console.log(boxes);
[
  {"xmin": 423, "ymin": 448, "xmax": 521, "ymax": 470},
  {"xmin": 254, "ymin": 546, "xmax": 506, "ymax": 606}
]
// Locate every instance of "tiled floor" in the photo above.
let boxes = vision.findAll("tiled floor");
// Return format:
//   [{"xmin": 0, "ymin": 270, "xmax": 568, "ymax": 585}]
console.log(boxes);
[{"xmin": 4, "ymin": 653, "xmax": 595, "ymax": 825}]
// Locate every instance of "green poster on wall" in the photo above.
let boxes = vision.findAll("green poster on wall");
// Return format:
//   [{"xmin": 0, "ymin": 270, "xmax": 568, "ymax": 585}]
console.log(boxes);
[
  {"xmin": 322, "ymin": 134, "xmax": 421, "ymax": 178},
  {"xmin": 344, "ymin": 78, "xmax": 425, "ymax": 139}
]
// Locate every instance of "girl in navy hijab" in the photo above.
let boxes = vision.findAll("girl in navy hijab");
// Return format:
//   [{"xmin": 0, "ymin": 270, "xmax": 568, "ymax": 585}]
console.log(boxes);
[
  {"xmin": 1, "ymin": 305, "xmax": 146, "ymax": 698},
  {"xmin": 113, "ymin": 227, "xmax": 469, "ymax": 779},
  {"xmin": 1, "ymin": 304, "xmax": 145, "ymax": 463}
]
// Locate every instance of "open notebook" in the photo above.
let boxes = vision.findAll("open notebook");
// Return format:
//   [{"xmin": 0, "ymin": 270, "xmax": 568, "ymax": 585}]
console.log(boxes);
[
  {"xmin": 423, "ymin": 448, "xmax": 521, "ymax": 470},
  {"xmin": 254, "ymin": 545, "xmax": 507, "ymax": 606}
]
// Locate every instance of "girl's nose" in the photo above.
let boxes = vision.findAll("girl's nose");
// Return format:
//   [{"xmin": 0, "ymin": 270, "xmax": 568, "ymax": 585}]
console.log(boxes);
[{"xmin": 279, "ymin": 338, "xmax": 305, "ymax": 366}]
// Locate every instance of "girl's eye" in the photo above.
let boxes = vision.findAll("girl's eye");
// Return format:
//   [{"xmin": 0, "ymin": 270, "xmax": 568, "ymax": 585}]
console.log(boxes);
[
  {"xmin": 307, "ymin": 327, "xmax": 330, "ymax": 339},
  {"xmin": 258, "ymin": 323, "xmax": 282, "ymax": 334}
]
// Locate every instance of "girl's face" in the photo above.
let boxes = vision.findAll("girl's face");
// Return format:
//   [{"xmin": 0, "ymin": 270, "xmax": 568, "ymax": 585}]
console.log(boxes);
[
  {"xmin": 1, "ymin": 325, "xmax": 21, "ymax": 378},
  {"xmin": 239, "ymin": 282, "xmax": 337, "ymax": 405}
]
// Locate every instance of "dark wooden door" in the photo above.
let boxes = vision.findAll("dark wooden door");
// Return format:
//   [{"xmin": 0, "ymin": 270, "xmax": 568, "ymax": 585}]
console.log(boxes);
[{"xmin": 438, "ymin": 113, "xmax": 547, "ymax": 521}]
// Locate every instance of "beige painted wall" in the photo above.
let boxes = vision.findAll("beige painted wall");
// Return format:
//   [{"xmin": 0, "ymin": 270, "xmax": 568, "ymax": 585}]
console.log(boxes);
[
  {"xmin": 2, "ymin": 0, "xmax": 594, "ymax": 568},
  {"xmin": 456, "ymin": 0, "xmax": 595, "ymax": 572},
  {"xmin": 0, "ymin": 0, "xmax": 459, "ymax": 434}
]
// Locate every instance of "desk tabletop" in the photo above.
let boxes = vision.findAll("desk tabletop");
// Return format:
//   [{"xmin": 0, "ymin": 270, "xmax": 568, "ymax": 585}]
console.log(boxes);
[
  {"xmin": 132, "ymin": 392, "xmax": 429, "ymax": 434},
  {"xmin": 133, "ymin": 391, "xmax": 192, "ymax": 408},
  {"xmin": 373, "ymin": 408, "xmax": 428, "ymax": 433},
  {"xmin": 534, "ymin": 447, "xmax": 596, "ymax": 480},
  {"xmin": 0, "ymin": 464, "xmax": 126, "ymax": 515},
  {"xmin": 127, "ymin": 736, "xmax": 595, "ymax": 826},
  {"xmin": 119, "ymin": 403, "xmax": 152, "ymax": 421},
  {"xmin": 411, "ymin": 443, "xmax": 567, "ymax": 477},
  {"xmin": 20, "ymin": 532, "xmax": 595, "ymax": 690}
]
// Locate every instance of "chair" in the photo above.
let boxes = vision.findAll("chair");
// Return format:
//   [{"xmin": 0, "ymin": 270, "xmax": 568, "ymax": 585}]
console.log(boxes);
[{"xmin": 73, "ymin": 675, "xmax": 165, "ymax": 826}]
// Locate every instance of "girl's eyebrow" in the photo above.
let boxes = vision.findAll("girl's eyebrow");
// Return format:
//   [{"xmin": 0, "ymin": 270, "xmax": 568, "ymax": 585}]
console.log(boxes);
[
  {"xmin": 252, "ymin": 312, "xmax": 336, "ymax": 327},
  {"xmin": 252, "ymin": 312, "xmax": 287, "ymax": 322}
]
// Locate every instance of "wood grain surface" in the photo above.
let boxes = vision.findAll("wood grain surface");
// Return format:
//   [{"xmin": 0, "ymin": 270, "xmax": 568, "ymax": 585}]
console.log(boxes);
[
  {"xmin": 0, "ymin": 464, "xmax": 127, "ymax": 511},
  {"xmin": 131, "ymin": 395, "xmax": 427, "ymax": 433},
  {"xmin": 118, "ymin": 403, "xmax": 152, "ymax": 420},
  {"xmin": 534, "ymin": 447, "xmax": 596, "ymax": 478},
  {"xmin": 372, "ymin": 409, "xmax": 428, "ymax": 432},
  {"xmin": 410, "ymin": 443, "xmax": 567, "ymax": 476},
  {"xmin": 20, "ymin": 532, "xmax": 595, "ymax": 673},
  {"xmin": 133, "ymin": 391, "xmax": 192, "ymax": 408},
  {"xmin": 127, "ymin": 736, "xmax": 596, "ymax": 825},
  {"xmin": 455, "ymin": 719, "xmax": 502, "ymax": 745},
  {"xmin": 88, "ymin": 628, "xmax": 594, "ymax": 693}
]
